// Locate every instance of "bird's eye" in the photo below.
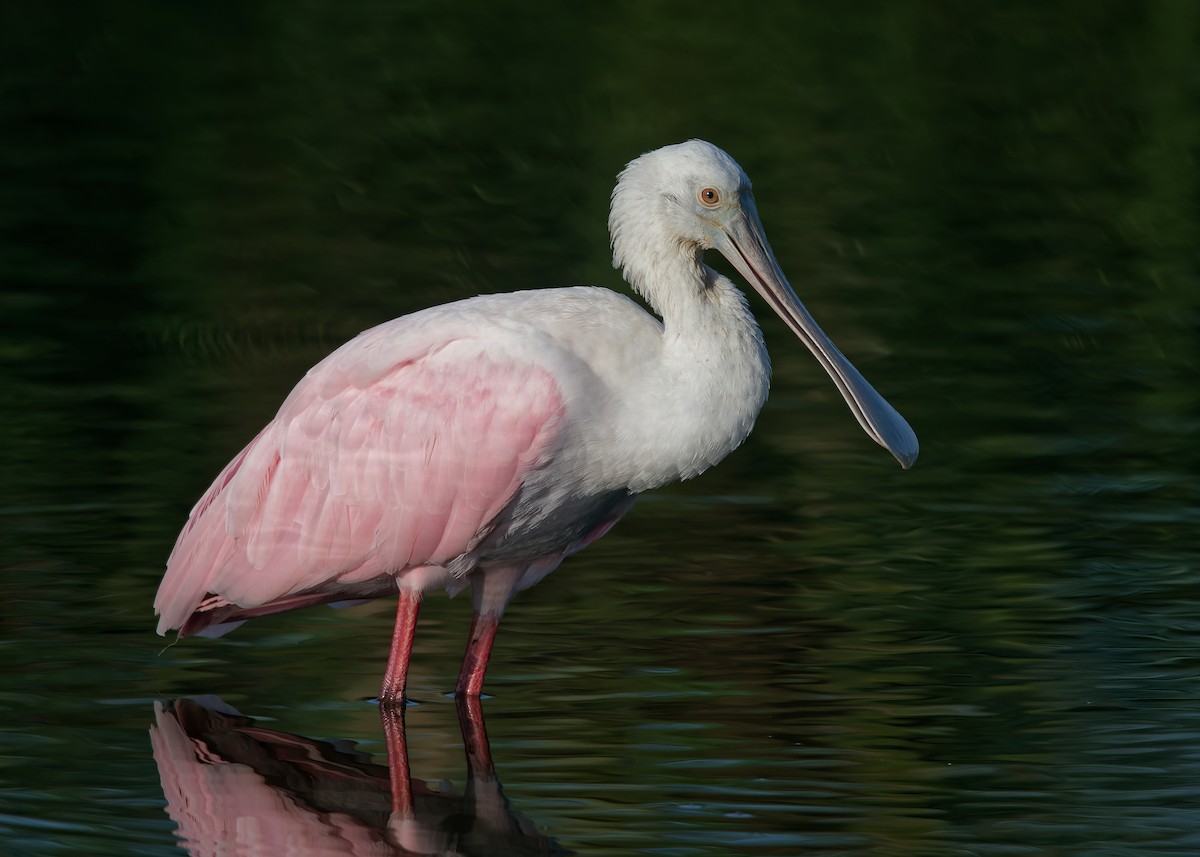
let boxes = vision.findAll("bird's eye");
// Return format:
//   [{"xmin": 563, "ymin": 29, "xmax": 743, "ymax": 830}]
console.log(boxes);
[{"xmin": 697, "ymin": 187, "xmax": 720, "ymax": 207}]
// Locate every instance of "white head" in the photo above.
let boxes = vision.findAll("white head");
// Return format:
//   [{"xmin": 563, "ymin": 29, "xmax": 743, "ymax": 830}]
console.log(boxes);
[
  {"xmin": 610, "ymin": 140, "xmax": 752, "ymax": 281},
  {"xmin": 609, "ymin": 140, "xmax": 919, "ymax": 469}
]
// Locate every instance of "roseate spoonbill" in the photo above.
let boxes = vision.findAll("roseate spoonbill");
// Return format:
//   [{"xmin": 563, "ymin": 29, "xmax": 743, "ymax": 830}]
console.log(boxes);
[{"xmin": 155, "ymin": 140, "xmax": 918, "ymax": 703}]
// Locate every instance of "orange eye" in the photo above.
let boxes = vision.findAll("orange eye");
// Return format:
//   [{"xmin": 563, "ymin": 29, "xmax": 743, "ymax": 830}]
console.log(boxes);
[{"xmin": 698, "ymin": 187, "xmax": 720, "ymax": 207}]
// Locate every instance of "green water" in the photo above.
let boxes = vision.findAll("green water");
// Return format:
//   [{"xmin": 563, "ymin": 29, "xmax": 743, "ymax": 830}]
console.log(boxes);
[{"xmin": 2, "ymin": 2, "xmax": 1198, "ymax": 855}]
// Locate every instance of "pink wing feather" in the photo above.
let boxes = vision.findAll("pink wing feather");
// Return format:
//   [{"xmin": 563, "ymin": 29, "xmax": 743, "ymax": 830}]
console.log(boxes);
[{"xmin": 155, "ymin": 328, "xmax": 566, "ymax": 636}]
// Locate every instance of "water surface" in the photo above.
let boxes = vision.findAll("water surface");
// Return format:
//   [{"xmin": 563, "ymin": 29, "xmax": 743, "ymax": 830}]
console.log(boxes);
[{"xmin": 2, "ymin": 3, "xmax": 1198, "ymax": 855}]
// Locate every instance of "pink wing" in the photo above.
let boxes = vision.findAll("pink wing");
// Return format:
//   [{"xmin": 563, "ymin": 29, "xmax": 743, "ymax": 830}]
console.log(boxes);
[{"xmin": 154, "ymin": 330, "xmax": 566, "ymax": 635}]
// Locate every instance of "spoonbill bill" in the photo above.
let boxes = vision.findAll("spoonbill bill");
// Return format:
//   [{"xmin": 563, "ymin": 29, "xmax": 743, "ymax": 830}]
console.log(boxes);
[{"xmin": 155, "ymin": 140, "xmax": 918, "ymax": 703}]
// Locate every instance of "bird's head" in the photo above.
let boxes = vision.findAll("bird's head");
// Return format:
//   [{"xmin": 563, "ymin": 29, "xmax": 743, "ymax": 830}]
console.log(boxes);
[
  {"xmin": 609, "ymin": 140, "xmax": 919, "ymax": 469},
  {"xmin": 610, "ymin": 139, "xmax": 754, "ymax": 270}
]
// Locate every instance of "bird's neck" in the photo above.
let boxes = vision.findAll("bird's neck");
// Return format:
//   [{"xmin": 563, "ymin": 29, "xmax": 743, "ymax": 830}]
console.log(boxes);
[
  {"xmin": 627, "ymin": 246, "xmax": 758, "ymax": 348},
  {"xmin": 618, "ymin": 233, "xmax": 769, "ymax": 394},
  {"xmin": 624, "ymin": 252, "xmax": 772, "ymax": 489}
]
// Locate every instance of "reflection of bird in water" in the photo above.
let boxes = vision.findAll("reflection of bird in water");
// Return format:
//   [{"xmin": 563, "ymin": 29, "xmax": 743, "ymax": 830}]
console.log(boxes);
[
  {"xmin": 154, "ymin": 140, "xmax": 918, "ymax": 703},
  {"xmin": 151, "ymin": 697, "xmax": 566, "ymax": 856}
]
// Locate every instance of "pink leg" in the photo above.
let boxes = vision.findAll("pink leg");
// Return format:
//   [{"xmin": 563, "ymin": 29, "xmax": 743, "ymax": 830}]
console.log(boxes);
[
  {"xmin": 379, "ymin": 589, "xmax": 420, "ymax": 705},
  {"xmin": 455, "ymin": 612, "xmax": 500, "ymax": 697}
]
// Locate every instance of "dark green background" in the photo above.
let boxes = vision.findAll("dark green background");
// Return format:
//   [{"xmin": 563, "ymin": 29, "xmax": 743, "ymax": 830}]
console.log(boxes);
[{"xmin": 2, "ymin": 2, "xmax": 1198, "ymax": 854}]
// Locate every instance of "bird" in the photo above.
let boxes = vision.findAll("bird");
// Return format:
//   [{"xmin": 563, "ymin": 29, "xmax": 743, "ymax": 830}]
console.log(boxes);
[{"xmin": 154, "ymin": 140, "xmax": 918, "ymax": 704}]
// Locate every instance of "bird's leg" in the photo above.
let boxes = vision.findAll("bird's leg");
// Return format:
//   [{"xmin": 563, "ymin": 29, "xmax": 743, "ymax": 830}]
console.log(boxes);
[
  {"xmin": 380, "ymin": 588, "xmax": 421, "ymax": 705},
  {"xmin": 455, "ymin": 610, "xmax": 501, "ymax": 698},
  {"xmin": 456, "ymin": 566, "xmax": 524, "ymax": 697}
]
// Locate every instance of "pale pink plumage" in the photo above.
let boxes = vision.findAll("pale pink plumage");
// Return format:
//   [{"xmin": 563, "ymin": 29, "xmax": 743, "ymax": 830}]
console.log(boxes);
[{"xmin": 156, "ymin": 326, "xmax": 568, "ymax": 637}]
